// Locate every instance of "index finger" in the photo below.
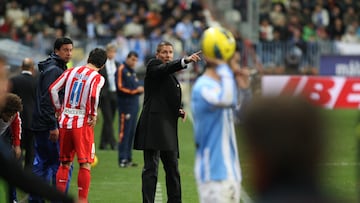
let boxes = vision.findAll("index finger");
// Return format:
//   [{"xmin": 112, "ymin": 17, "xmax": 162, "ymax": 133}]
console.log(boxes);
[{"xmin": 194, "ymin": 50, "xmax": 202, "ymax": 55}]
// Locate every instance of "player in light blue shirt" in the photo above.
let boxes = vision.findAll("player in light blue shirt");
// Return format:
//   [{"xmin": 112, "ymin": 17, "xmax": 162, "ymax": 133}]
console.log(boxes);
[{"xmin": 191, "ymin": 59, "xmax": 242, "ymax": 203}]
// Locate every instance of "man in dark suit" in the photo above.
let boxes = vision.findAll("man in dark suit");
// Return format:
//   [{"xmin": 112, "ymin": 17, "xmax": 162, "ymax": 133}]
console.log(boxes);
[
  {"xmin": 9, "ymin": 57, "xmax": 37, "ymax": 171},
  {"xmin": 134, "ymin": 41, "xmax": 201, "ymax": 203},
  {"xmin": 98, "ymin": 43, "xmax": 119, "ymax": 150}
]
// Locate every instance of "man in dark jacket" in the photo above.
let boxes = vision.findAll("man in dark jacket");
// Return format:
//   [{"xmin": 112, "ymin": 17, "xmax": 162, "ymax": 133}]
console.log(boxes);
[
  {"xmin": 134, "ymin": 41, "xmax": 201, "ymax": 203},
  {"xmin": 9, "ymin": 58, "xmax": 37, "ymax": 171},
  {"xmin": 29, "ymin": 37, "xmax": 73, "ymax": 203}
]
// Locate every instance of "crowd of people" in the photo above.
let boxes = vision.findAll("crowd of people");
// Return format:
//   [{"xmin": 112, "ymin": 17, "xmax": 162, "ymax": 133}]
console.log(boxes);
[
  {"xmin": 259, "ymin": 0, "xmax": 360, "ymax": 43},
  {"xmin": 2, "ymin": 0, "xmax": 360, "ymax": 74}
]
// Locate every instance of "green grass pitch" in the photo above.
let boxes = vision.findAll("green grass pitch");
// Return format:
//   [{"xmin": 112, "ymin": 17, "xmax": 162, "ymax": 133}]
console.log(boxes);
[{"xmin": 5, "ymin": 109, "xmax": 359, "ymax": 202}]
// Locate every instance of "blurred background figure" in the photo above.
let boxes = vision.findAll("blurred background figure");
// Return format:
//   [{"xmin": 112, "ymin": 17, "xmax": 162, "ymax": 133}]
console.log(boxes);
[
  {"xmin": 191, "ymin": 26, "xmax": 241, "ymax": 203},
  {"xmin": 98, "ymin": 43, "xmax": 118, "ymax": 150},
  {"xmin": 242, "ymin": 96, "xmax": 342, "ymax": 203},
  {"xmin": 115, "ymin": 51, "xmax": 144, "ymax": 168},
  {"xmin": 229, "ymin": 50, "xmax": 253, "ymax": 124},
  {"xmin": 0, "ymin": 93, "xmax": 22, "ymax": 203},
  {"xmin": 9, "ymin": 57, "xmax": 37, "ymax": 171}
]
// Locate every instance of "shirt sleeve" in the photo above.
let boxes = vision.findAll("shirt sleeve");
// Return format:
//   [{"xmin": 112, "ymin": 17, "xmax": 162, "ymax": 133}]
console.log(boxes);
[
  {"xmin": 10, "ymin": 112, "xmax": 21, "ymax": 146},
  {"xmin": 89, "ymin": 75, "xmax": 105, "ymax": 116},
  {"xmin": 49, "ymin": 70, "xmax": 70, "ymax": 113}
]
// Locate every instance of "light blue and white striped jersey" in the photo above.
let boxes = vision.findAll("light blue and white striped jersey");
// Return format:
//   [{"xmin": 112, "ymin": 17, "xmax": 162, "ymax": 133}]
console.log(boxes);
[{"xmin": 191, "ymin": 64, "xmax": 242, "ymax": 184}]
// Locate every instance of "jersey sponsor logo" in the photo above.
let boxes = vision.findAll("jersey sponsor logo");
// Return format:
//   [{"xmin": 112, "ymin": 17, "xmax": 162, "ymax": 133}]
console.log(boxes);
[
  {"xmin": 262, "ymin": 76, "xmax": 360, "ymax": 109},
  {"xmin": 63, "ymin": 107, "xmax": 85, "ymax": 116}
]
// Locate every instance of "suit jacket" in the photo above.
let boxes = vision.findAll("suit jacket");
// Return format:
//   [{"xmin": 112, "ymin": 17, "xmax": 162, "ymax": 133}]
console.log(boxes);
[
  {"xmin": 134, "ymin": 58, "xmax": 185, "ymax": 151},
  {"xmin": 10, "ymin": 71, "xmax": 37, "ymax": 129}
]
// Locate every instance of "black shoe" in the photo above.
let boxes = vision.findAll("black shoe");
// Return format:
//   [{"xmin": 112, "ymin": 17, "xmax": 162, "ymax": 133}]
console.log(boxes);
[
  {"xmin": 99, "ymin": 145, "xmax": 105, "ymax": 150},
  {"xmin": 127, "ymin": 162, "xmax": 138, "ymax": 167}
]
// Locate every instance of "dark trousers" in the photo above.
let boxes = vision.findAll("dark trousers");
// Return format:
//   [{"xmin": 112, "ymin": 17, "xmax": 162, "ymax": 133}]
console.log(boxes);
[
  {"xmin": 142, "ymin": 150, "xmax": 181, "ymax": 203},
  {"xmin": 99, "ymin": 91, "xmax": 117, "ymax": 149},
  {"xmin": 0, "ymin": 130, "xmax": 18, "ymax": 202},
  {"xmin": 21, "ymin": 128, "xmax": 35, "ymax": 171},
  {"xmin": 118, "ymin": 103, "xmax": 139, "ymax": 163}
]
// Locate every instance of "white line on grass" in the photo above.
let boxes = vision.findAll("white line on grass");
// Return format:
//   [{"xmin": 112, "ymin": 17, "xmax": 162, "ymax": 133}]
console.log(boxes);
[{"xmin": 155, "ymin": 182, "xmax": 163, "ymax": 203}]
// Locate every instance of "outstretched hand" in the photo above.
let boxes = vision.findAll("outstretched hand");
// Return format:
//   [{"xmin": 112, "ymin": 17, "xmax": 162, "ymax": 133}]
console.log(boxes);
[
  {"xmin": 184, "ymin": 51, "xmax": 202, "ymax": 64},
  {"xmin": 179, "ymin": 108, "xmax": 186, "ymax": 122}
]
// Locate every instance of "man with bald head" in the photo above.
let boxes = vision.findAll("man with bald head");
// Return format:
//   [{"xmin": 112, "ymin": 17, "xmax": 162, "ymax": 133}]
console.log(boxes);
[{"xmin": 9, "ymin": 57, "xmax": 37, "ymax": 171}]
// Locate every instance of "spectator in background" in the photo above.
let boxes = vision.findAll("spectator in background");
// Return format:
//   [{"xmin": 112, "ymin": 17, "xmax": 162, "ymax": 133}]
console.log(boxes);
[
  {"xmin": 115, "ymin": 51, "xmax": 144, "ymax": 168},
  {"xmin": 342, "ymin": 7, "xmax": 358, "ymax": 26},
  {"xmin": 123, "ymin": 15, "xmax": 144, "ymax": 38},
  {"xmin": 9, "ymin": 58, "xmax": 37, "ymax": 171},
  {"xmin": 311, "ymin": 4, "xmax": 330, "ymax": 28},
  {"xmin": 98, "ymin": 43, "xmax": 118, "ymax": 150},
  {"xmin": 242, "ymin": 96, "xmax": 343, "ymax": 203},
  {"xmin": 269, "ymin": 3, "xmax": 286, "ymax": 28},
  {"xmin": 30, "ymin": 37, "xmax": 73, "ymax": 203},
  {"xmin": 341, "ymin": 25, "xmax": 360, "ymax": 43},
  {"xmin": 0, "ymin": 93, "xmax": 22, "ymax": 203},
  {"xmin": 174, "ymin": 13, "xmax": 194, "ymax": 43},
  {"xmin": 5, "ymin": 1, "xmax": 27, "ymax": 28},
  {"xmin": 259, "ymin": 18, "xmax": 274, "ymax": 42},
  {"xmin": 128, "ymin": 33, "xmax": 149, "ymax": 69},
  {"xmin": 161, "ymin": 0, "xmax": 178, "ymax": 21},
  {"xmin": 327, "ymin": 17, "xmax": 345, "ymax": 41}
]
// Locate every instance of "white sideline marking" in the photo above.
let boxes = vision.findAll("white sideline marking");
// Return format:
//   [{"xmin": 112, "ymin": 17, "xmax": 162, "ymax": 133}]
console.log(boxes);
[
  {"xmin": 155, "ymin": 182, "xmax": 163, "ymax": 203},
  {"xmin": 321, "ymin": 162, "xmax": 360, "ymax": 166}
]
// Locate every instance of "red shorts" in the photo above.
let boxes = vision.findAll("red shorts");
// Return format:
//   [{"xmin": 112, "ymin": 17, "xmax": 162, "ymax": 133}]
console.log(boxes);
[{"xmin": 59, "ymin": 125, "xmax": 95, "ymax": 164}]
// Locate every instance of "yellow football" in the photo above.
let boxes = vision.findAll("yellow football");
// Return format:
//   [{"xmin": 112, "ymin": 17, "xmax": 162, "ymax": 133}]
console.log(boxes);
[
  {"xmin": 91, "ymin": 155, "xmax": 99, "ymax": 167},
  {"xmin": 201, "ymin": 26, "xmax": 236, "ymax": 61}
]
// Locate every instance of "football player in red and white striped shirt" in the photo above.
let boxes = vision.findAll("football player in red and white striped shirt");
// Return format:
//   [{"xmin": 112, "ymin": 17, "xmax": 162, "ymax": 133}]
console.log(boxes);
[{"xmin": 49, "ymin": 48, "xmax": 107, "ymax": 202}]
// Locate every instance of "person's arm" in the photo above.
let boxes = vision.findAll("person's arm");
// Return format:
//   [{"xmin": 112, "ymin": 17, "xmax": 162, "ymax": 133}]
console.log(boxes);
[
  {"xmin": 88, "ymin": 75, "xmax": 105, "ymax": 127},
  {"xmin": 146, "ymin": 51, "xmax": 201, "ymax": 77},
  {"xmin": 0, "ymin": 138, "xmax": 75, "ymax": 203},
  {"xmin": 41, "ymin": 67, "xmax": 65, "ymax": 130},
  {"xmin": 49, "ymin": 69, "xmax": 70, "ymax": 114},
  {"xmin": 10, "ymin": 112, "xmax": 21, "ymax": 159},
  {"xmin": 201, "ymin": 64, "xmax": 237, "ymax": 108},
  {"xmin": 146, "ymin": 59, "xmax": 184, "ymax": 77}
]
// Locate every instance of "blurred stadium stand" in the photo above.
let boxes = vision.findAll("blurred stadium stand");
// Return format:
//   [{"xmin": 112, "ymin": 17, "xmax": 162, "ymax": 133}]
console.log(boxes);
[
  {"xmin": 0, "ymin": 0, "xmax": 359, "ymax": 75},
  {"xmin": 0, "ymin": 39, "xmax": 46, "ymax": 74}
]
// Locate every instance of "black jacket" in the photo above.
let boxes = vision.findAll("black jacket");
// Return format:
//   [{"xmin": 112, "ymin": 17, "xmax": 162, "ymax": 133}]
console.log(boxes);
[
  {"xmin": 134, "ymin": 58, "xmax": 185, "ymax": 151},
  {"xmin": 31, "ymin": 53, "xmax": 67, "ymax": 131},
  {"xmin": 10, "ymin": 71, "xmax": 37, "ymax": 129}
]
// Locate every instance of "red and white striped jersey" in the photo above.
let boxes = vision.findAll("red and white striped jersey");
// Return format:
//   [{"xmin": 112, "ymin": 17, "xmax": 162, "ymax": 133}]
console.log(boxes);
[{"xmin": 49, "ymin": 66, "xmax": 105, "ymax": 129}]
